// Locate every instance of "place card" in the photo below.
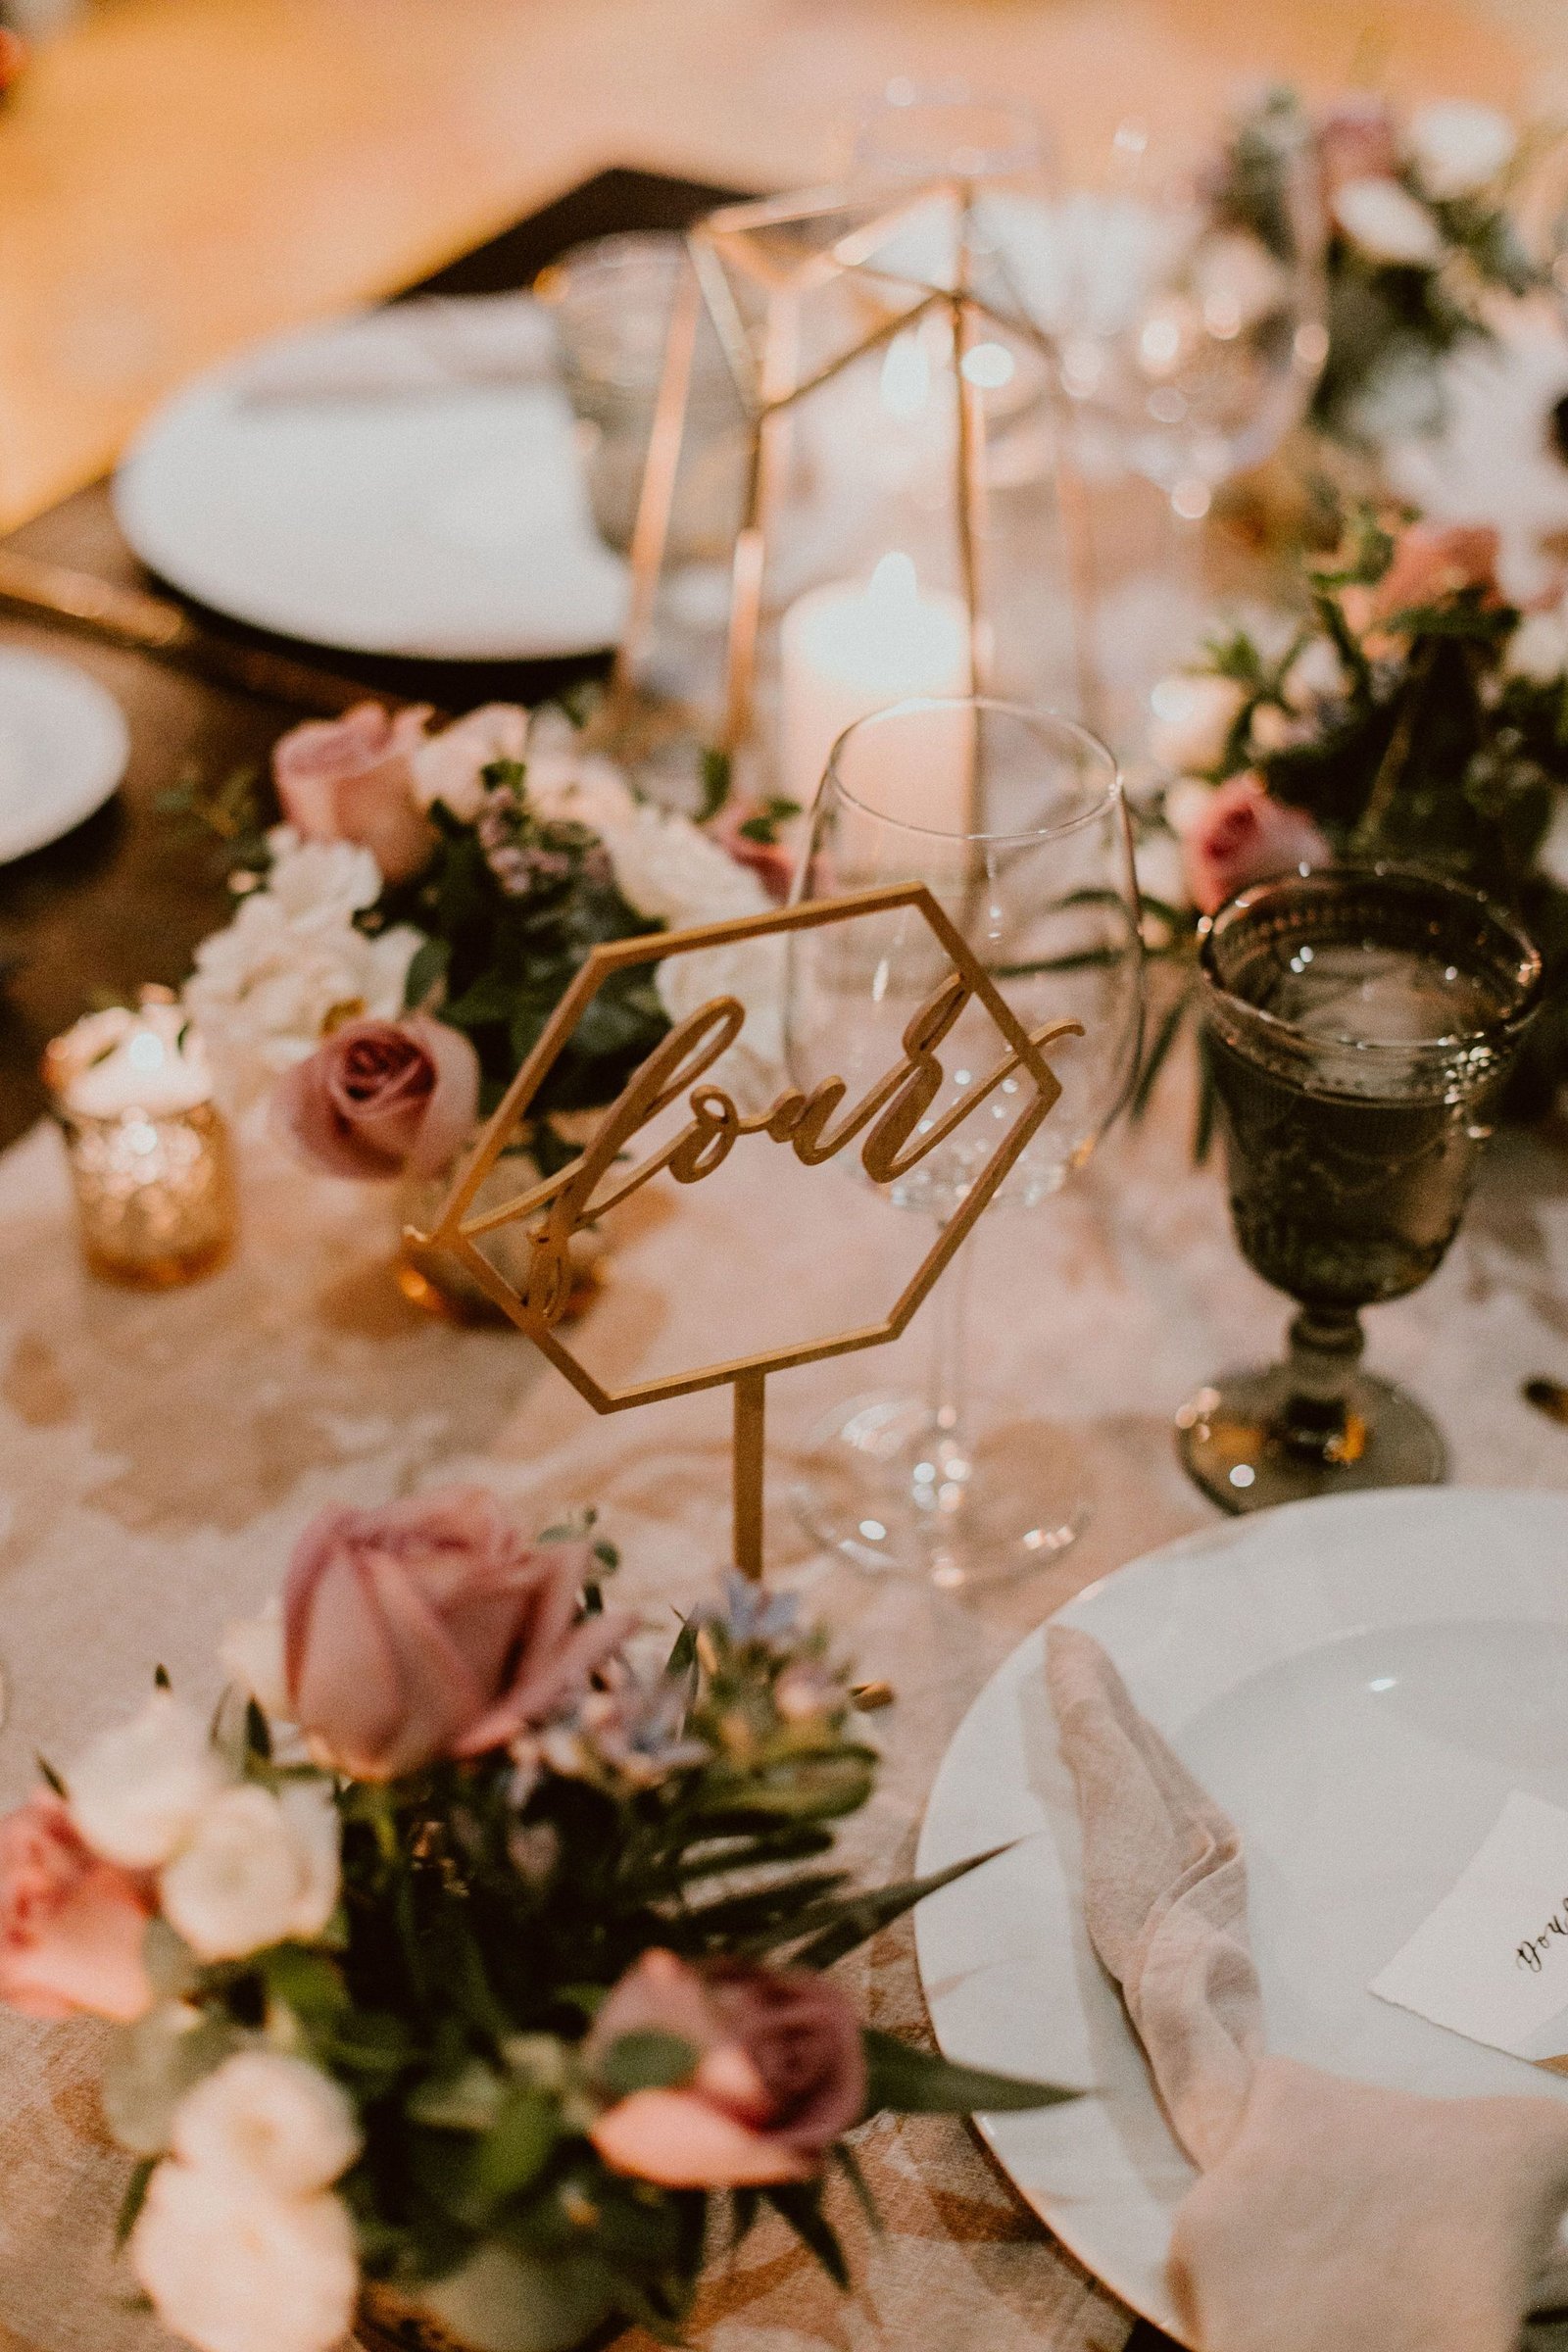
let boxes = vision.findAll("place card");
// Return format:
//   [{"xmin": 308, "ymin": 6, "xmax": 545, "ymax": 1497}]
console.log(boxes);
[{"xmin": 1371, "ymin": 1791, "xmax": 1568, "ymax": 2071}]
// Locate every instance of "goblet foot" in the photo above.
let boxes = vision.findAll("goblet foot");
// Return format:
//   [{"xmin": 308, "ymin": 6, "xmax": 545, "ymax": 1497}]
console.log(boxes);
[
  {"xmin": 792, "ymin": 1389, "xmax": 1092, "ymax": 1588},
  {"xmin": 1176, "ymin": 1363, "xmax": 1446, "ymax": 1513}
]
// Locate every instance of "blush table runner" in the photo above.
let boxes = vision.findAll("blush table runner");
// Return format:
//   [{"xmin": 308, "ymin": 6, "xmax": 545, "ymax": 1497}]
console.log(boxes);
[{"xmin": 2, "ymin": 1073, "xmax": 1568, "ymax": 2352}]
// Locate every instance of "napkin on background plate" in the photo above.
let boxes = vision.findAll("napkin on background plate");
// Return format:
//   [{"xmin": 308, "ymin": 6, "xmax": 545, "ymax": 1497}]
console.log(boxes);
[{"xmin": 1045, "ymin": 1625, "xmax": 1568, "ymax": 2352}]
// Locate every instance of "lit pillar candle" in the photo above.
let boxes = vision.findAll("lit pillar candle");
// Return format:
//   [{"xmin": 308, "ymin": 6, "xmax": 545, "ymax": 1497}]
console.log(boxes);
[{"xmin": 778, "ymin": 553, "xmax": 972, "ymax": 823}]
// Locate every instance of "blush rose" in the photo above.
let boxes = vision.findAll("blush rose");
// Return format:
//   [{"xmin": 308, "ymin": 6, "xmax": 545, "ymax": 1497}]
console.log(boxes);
[
  {"xmin": 1181, "ymin": 775, "xmax": 1333, "ymax": 916},
  {"xmin": 587, "ymin": 1948, "xmax": 866, "ymax": 2187},
  {"xmin": 272, "ymin": 703, "xmax": 436, "ymax": 886},
  {"xmin": 272, "ymin": 1013, "xmax": 479, "ymax": 1181},
  {"xmin": 0, "ymin": 1791, "xmax": 155, "ymax": 2022},
  {"xmin": 282, "ymin": 1489, "xmax": 631, "ymax": 1780}
]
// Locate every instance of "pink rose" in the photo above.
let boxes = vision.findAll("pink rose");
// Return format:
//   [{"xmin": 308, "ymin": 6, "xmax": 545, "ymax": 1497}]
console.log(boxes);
[
  {"xmin": 272, "ymin": 1013, "xmax": 480, "ymax": 1182},
  {"xmin": 273, "ymin": 703, "xmax": 436, "ymax": 885},
  {"xmin": 282, "ymin": 1488, "xmax": 631, "ymax": 1780},
  {"xmin": 0, "ymin": 1791, "xmax": 154, "ymax": 2022},
  {"xmin": 1316, "ymin": 96, "xmax": 1398, "ymax": 199},
  {"xmin": 587, "ymin": 1949, "xmax": 866, "ymax": 2188},
  {"xmin": 1183, "ymin": 775, "xmax": 1332, "ymax": 916}
]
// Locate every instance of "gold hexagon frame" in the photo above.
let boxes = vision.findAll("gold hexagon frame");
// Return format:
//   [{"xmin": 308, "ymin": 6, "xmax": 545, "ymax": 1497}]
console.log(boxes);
[{"xmin": 411, "ymin": 881, "xmax": 1076, "ymax": 1576}]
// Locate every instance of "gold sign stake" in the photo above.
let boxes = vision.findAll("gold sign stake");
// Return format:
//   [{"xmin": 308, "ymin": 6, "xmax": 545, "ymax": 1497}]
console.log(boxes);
[{"xmin": 411, "ymin": 884, "xmax": 1078, "ymax": 1581}]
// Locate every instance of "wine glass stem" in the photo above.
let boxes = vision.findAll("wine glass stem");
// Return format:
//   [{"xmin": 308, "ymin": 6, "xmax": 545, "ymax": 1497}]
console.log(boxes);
[
  {"xmin": 1280, "ymin": 1304, "xmax": 1364, "ymax": 1460},
  {"xmin": 927, "ymin": 1223, "xmax": 974, "ymax": 1446}
]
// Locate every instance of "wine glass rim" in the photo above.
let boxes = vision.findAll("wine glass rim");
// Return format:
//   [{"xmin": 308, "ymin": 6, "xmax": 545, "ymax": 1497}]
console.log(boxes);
[
  {"xmin": 1199, "ymin": 861, "xmax": 1544, "ymax": 1051},
  {"xmin": 821, "ymin": 696, "xmax": 1123, "ymax": 846}
]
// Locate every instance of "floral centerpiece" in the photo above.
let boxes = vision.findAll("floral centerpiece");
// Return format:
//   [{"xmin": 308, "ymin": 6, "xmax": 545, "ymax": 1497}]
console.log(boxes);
[
  {"xmin": 1139, "ymin": 513, "xmax": 1568, "ymax": 1122},
  {"xmin": 0, "ymin": 1490, "xmax": 1066, "ymax": 2352},
  {"xmin": 180, "ymin": 702, "xmax": 795, "ymax": 1204},
  {"xmin": 1216, "ymin": 87, "xmax": 1553, "ymax": 452}
]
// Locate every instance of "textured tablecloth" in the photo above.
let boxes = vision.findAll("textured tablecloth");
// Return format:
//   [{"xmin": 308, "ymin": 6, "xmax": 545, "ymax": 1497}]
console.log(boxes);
[{"xmin": 4, "ymin": 1066, "xmax": 1568, "ymax": 2352}]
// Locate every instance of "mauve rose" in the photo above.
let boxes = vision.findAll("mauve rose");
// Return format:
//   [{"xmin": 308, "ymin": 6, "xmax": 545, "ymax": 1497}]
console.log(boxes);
[
  {"xmin": 0, "ymin": 1791, "xmax": 154, "ymax": 2022},
  {"xmin": 1316, "ymin": 96, "xmax": 1398, "ymax": 199},
  {"xmin": 1182, "ymin": 775, "xmax": 1332, "ymax": 917},
  {"xmin": 283, "ymin": 1488, "xmax": 631, "ymax": 1780},
  {"xmin": 273, "ymin": 1014, "xmax": 479, "ymax": 1182},
  {"xmin": 587, "ymin": 1948, "xmax": 865, "ymax": 2188},
  {"xmin": 273, "ymin": 703, "xmax": 436, "ymax": 886},
  {"xmin": 712, "ymin": 805, "xmax": 795, "ymax": 905}
]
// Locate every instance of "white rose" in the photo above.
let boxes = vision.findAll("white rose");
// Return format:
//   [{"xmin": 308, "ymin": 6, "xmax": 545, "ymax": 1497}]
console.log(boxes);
[
  {"xmin": 412, "ymin": 704, "xmax": 528, "ymax": 822},
  {"xmin": 260, "ymin": 830, "xmax": 382, "ymax": 931},
  {"xmin": 160, "ymin": 1782, "xmax": 340, "ymax": 1962},
  {"xmin": 1193, "ymin": 232, "xmax": 1288, "ymax": 335},
  {"xmin": 69, "ymin": 1692, "xmax": 229, "ymax": 1870},
  {"xmin": 183, "ymin": 897, "xmax": 420, "ymax": 1104},
  {"xmin": 1148, "ymin": 674, "xmax": 1248, "ymax": 776},
  {"xmin": 604, "ymin": 803, "xmax": 771, "ymax": 928},
  {"xmin": 1332, "ymin": 177, "xmax": 1445, "ymax": 267},
  {"xmin": 220, "ymin": 1602, "xmax": 291, "ymax": 1721},
  {"xmin": 1406, "ymin": 101, "xmax": 1516, "ymax": 201},
  {"xmin": 172, "ymin": 2054, "xmax": 360, "ymax": 2197},
  {"xmin": 1247, "ymin": 702, "xmax": 1299, "ymax": 756},
  {"xmin": 521, "ymin": 709, "xmax": 640, "ymax": 836},
  {"xmin": 131, "ymin": 2161, "xmax": 358, "ymax": 2352},
  {"xmin": 1506, "ymin": 608, "xmax": 1568, "ymax": 685},
  {"xmin": 1281, "ymin": 635, "xmax": 1348, "ymax": 710}
]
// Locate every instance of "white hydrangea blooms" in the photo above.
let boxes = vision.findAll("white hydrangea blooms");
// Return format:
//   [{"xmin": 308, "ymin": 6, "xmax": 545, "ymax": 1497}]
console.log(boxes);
[
  {"xmin": 182, "ymin": 828, "xmax": 420, "ymax": 1107},
  {"xmin": 132, "ymin": 2054, "xmax": 361, "ymax": 2352}
]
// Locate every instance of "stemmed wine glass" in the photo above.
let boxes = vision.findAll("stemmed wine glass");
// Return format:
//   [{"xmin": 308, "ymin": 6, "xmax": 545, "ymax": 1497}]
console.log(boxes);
[
  {"xmin": 1177, "ymin": 866, "xmax": 1542, "ymax": 1511},
  {"xmin": 785, "ymin": 697, "xmax": 1143, "ymax": 1588}
]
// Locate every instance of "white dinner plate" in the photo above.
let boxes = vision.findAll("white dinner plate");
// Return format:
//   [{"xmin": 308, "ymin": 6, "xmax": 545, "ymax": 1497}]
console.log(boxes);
[
  {"xmin": 914, "ymin": 1488, "xmax": 1568, "ymax": 2341},
  {"xmin": 113, "ymin": 297, "xmax": 630, "ymax": 661},
  {"xmin": 0, "ymin": 647, "xmax": 130, "ymax": 861}
]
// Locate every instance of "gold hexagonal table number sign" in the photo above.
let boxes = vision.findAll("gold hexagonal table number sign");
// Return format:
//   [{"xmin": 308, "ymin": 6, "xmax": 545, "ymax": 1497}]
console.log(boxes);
[{"xmin": 410, "ymin": 883, "xmax": 1079, "ymax": 1580}]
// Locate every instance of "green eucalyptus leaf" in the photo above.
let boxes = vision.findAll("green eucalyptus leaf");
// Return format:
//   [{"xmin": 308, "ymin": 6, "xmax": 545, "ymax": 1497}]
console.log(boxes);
[
  {"xmin": 415, "ymin": 2242, "xmax": 617, "ymax": 2352},
  {"xmin": 407, "ymin": 2061, "xmax": 507, "ymax": 2133},
  {"xmin": 765, "ymin": 2181, "xmax": 849, "ymax": 2288},
  {"xmin": 467, "ymin": 2088, "xmax": 561, "ymax": 2210},
  {"xmin": 115, "ymin": 2157, "xmax": 157, "ymax": 2247},
  {"xmin": 102, "ymin": 2008, "xmax": 243, "ymax": 2156}
]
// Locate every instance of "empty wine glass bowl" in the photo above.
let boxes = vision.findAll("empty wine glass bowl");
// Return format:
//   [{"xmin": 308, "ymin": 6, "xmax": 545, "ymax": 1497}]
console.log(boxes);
[
  {"xmin": 1178, "ymin": 865, "xmax": 1542, "ymax": 1512},
  {"xmin": 787, "ymin": 698, "xmax": 1143, "ymax": 1585}
]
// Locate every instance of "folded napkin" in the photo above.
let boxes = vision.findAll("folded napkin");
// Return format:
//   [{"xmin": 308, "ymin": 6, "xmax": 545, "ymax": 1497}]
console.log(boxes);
[
  {"xmin": 238, "ymin": 296, "xmax": 556, "ymax": 407},
  {"xmin": 1046, "ymin": 1623, "xmax": 1568, "ymax": 2352}
]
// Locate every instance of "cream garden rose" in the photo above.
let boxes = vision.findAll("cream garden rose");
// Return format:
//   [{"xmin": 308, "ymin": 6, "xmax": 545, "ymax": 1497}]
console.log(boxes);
[
  {"xmin": 171, "ymin": 2053, "xmax": 361, "ymax": 2197},
  {"xmin": 69, "ymin": 1692, "xmax": 229, "ymax": 1871},
  {"xmin": 131, "ymin": 2150, "xmax": 359, "ymax": 2352},
  {"xmin": 160, "ymin": 1782, "xmax": 340, "ymax": 1963}
]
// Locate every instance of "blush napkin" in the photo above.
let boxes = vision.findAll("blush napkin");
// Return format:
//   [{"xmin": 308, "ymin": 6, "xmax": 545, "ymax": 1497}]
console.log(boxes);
[{"xmin": 1045, "ymin": 1623, "xmax": 1568, "ymax": 2352}]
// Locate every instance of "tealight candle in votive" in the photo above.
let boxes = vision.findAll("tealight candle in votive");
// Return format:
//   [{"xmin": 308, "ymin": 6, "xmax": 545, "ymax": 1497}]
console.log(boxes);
[{"xmin": 43, "ymin": 993, "xmax": 237, "ymax": 1288}]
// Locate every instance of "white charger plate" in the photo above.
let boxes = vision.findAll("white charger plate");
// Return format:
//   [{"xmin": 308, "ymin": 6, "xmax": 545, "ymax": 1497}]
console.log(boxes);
[
  {"xmin": 113, "ymin": 298, "xmax": 630, "ymax": 661},
  {"xmin": 914, "ymin": 1488, "xmax": 1568, "ymax": 2341},
  {"xmin": 0, "ymin": 647, "xmax": 129, "ymax": 861}
]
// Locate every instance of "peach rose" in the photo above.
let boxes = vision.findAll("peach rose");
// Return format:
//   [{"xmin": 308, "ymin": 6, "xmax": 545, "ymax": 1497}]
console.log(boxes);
[
  {"xmin": 587, "ymin": 1949, "xmax": 865, "ymax": 2188},
  {"xmin": 283, "ymin": 1489, "xmax": 630, "ymax": 1781},
  {"xmin": 1182, "ymin": 775, "xmax": 1332, "ymax": 916},
  {"xmin": 272, "ymin": 703, "xmax": 436, "ymax": 886},
  {"xmin": 1348, "ymin": 523, "xmax": 1501, "ymax": 641},
  {"xmin": 0, "ymin": 1791, "xmax": 154, "ymax": 2022},
  {"xmin": 711, "ymin": 804, "xmax": 796, "ymax": 905},
  {"xmin": 272, "ymin": 1013, "xmax": 479, "ymax": 1181}
]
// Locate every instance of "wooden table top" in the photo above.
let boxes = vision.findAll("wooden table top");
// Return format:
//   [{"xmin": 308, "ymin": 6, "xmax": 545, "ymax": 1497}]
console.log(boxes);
[{"xmin": 0, "ymin": 0, "xmax": 1559, "ymax": 533}]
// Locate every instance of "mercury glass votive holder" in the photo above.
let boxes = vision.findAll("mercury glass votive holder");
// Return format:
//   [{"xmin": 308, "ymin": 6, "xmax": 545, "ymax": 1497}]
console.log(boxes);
[{"xmin": 43, "ymin": 1001, "xmax": 238, "ymax": 1288}]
